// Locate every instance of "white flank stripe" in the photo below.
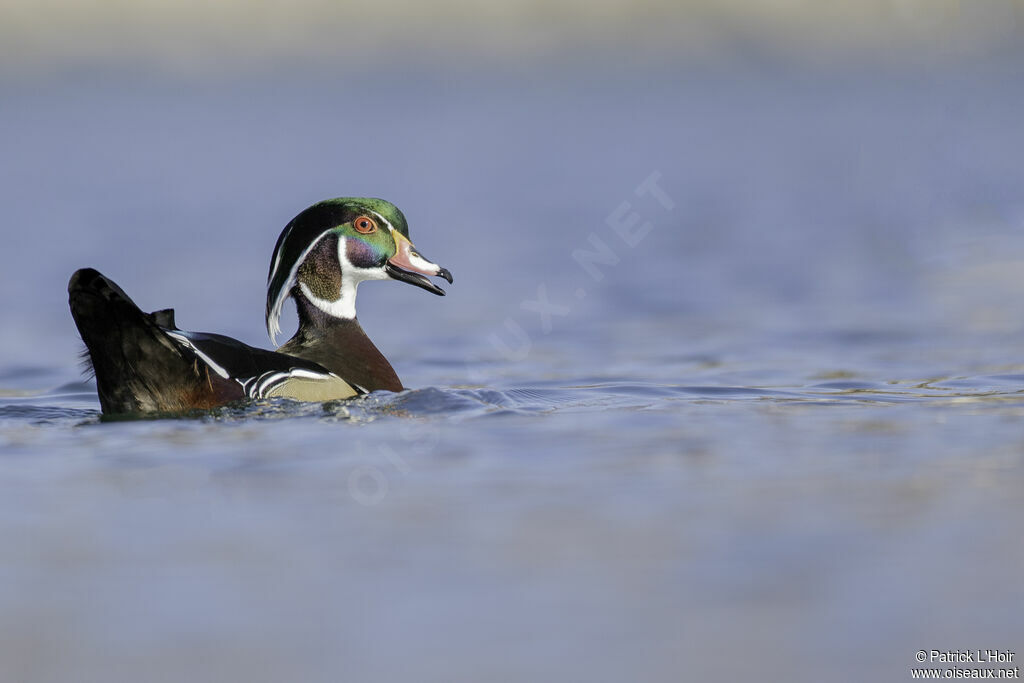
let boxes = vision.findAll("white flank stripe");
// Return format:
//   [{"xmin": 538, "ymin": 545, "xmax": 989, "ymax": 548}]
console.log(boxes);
[
  {"xmin": 239, "ymin": 367, "xmax": 341, "ymax": 399},
  {"xmin": 288, "ymin": 368, "xmax": 335, "ymax": 380}
]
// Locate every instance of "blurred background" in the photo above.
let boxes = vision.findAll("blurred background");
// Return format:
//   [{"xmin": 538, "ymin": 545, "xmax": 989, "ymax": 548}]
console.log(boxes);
[
  {"xmin": 3, "ymin": 0, "xmax": 1024, "ymax": 373},
  {"xmin": 2, "ymin": 2, "xmax": 1024, "ymax": 682},
  {"xmin": 0, "ymin": 0, "xmax": 1018, "ymax": 74}
]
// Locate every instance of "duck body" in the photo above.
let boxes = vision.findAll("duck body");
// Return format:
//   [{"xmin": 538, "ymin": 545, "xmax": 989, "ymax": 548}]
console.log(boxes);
[
  {"xmin": 68, "ymin": 267, "xmax": 361, "ymax": 413},
  {"xmin": 69, "ymin": 198, "xmax": 452, "ymax": 416}
]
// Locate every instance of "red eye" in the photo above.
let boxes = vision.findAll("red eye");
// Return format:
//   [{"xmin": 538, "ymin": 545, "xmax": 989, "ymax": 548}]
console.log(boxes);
[{"xmin": 353, "ymin": 215, "xmax": 377, "ymax": 234}]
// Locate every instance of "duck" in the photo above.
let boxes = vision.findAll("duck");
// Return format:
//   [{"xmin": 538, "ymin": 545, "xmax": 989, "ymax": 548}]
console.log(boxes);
[{"xmin": 68, "ymin": 197, "xmax": 453, "ymax": 415}]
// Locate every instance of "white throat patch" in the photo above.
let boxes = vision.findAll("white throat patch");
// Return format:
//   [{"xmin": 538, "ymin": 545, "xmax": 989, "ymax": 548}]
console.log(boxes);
[{"xmin": 297, "ymin": 235, "xmax": 387, "ymax": 323}]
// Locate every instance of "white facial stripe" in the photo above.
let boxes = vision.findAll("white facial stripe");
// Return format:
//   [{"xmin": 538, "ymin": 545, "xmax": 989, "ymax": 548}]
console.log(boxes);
[
  {"xmin": 165, "ymin": 330, "xmax": 230, "ymax": 379},
  {"xmin": 267, "ymin": 228, "xmax": 334, "ymax": 346},
  {"xmin": 368, "ymin": 210, "xmax": 393, "ymax": 233},
  {"xmin": 299, "ymin": 280, "xmax": 356, "ymax": 319},
  {"xmin": 267, "ymin": 222, "xmax": 293, "ymax": 288},
  {"xmin": 339, "ymin": 236, "xmax": 390, "ymax": 285},
  {"xmin": 296, "ymin": 237, "xmax": 387, "ymax": 321}
]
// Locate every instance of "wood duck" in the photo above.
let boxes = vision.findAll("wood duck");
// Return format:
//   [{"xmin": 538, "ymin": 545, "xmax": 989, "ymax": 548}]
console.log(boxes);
[{"xmin": 69, "ymin": 198, "xmax": 453, "ymax": 415}]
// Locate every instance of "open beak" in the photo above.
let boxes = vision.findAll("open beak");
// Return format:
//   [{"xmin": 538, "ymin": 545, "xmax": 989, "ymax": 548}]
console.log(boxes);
[{"xmin": 385, "ymin": 232, "xmax": 453, "ymax": 296}]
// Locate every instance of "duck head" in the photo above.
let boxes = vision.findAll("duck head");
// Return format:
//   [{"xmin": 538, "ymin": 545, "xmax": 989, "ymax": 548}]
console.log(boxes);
[{"xmin": 265, "ymin": 198, "xmax": 453, "ymax": 345}]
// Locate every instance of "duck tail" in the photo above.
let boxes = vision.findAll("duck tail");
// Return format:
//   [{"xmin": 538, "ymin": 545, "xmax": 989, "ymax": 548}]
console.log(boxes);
[{"xmin": 68, "ymin": 268, "xmax": 200, "ymax": 414}]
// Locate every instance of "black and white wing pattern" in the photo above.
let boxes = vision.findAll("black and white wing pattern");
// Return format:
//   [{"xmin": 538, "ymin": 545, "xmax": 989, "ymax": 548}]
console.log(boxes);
[{"xmin": 163, "ymin": 329, "xmax": 364, "ymax": 401}]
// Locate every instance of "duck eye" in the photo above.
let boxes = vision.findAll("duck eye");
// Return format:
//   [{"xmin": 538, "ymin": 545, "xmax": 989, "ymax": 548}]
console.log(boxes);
[{"xmin": 353, "ymin": 215, "xmax": 377, "ymax": 234}]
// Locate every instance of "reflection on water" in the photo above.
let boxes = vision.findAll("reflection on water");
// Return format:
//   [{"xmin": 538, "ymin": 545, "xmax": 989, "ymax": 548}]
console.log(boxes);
[{"xmin": 2, "ymin": 60, "xmax": 1024, "ymax": 682}]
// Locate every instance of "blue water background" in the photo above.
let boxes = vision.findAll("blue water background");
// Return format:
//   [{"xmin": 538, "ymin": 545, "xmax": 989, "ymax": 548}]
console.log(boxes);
[{"xmin": 2, "ymin": 59, "xmax": 1024, "ymax": 681}]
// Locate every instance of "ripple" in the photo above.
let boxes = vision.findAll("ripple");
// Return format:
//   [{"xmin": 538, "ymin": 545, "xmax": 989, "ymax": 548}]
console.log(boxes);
[
  {"xmin": 502, "ymin": 387, "xmax": 579, "ymax": 405},
  {"xmin": 1, "ymin": 371, "xmax": 1023, "ymax": 429},
  {"xmin": 0, "ymin": 405, "xmax": 99, "ymax": 423},
  {"xmin": 810, "ymin": 381, "xmax": 884, "ymax": 390}
]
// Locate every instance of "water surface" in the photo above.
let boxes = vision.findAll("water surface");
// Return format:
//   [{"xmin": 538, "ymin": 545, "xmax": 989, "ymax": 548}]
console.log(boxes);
[{"xmin": 2, "ymin": 60, "xmax": 1023, "ymax": 682}]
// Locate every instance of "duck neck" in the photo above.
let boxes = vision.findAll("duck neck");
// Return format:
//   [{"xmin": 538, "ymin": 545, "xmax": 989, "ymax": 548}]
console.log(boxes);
[{"xmin": 277, "ymin": 291, "xmax": 403, "ymax": 393}]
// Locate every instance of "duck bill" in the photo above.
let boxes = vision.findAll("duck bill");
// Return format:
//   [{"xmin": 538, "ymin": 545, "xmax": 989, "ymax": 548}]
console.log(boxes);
[{"xmin": 386, "ymin": 232, "xmax": 453, "ymax": 296}]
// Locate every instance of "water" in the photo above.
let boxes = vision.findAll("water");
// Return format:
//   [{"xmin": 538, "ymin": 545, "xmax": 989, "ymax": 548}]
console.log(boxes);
[{"xmin": 2, "ymin": 59, "xmax": 1024, "ymax": 682}]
